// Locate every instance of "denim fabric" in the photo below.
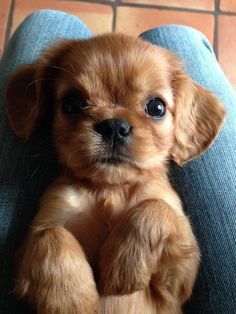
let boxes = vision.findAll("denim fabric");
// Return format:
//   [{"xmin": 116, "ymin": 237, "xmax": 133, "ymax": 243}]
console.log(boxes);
[
  {"xmin": 0, "ymin": 11, "xmax": 235, "ymax": 314},
  {"xmin": 0, "ymin": 10, "xmax": 92, "ymax": 314},
  {"xmin": 141, "ymin": 26, "xmax": 236, "ymax": 313}
]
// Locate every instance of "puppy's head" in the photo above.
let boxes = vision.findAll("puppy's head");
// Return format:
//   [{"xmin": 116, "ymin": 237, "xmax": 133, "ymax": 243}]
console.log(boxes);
[{"xmin": 6, "ymin": 34, "xmax": 226, "ymax": 184}]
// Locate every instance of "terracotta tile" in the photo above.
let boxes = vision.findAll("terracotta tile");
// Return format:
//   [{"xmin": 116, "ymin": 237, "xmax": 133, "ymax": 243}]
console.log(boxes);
[
  {"xmin": 220, "ymin": 0, "xmax": 236, "ymax": 12},
  {"xmin": 116, "ymin": 7, "xmax": 214, "ymax": 44},
  {"xmin": 122, "ymin": 0, "xmax": 214, "ymax": 11},
  {"xmin": 11, "ymin": 0, "xmax": 113, "ymax": 35},
  {"xmin": 0, "ymin": 0, "xmax": 11, "ymax": 55},
  {"xmin": 218, "ymin": 15, "xmax": 236, "ymax": 87}
]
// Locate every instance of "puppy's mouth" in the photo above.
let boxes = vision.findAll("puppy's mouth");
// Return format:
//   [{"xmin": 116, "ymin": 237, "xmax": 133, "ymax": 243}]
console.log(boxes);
[
  {"xmin": 99, "ymin": 155, "xmax": 126, "ymax": 165},
  {"xmin": 92, "ymin": 153, "xmax": 139, "ymax": 167}
]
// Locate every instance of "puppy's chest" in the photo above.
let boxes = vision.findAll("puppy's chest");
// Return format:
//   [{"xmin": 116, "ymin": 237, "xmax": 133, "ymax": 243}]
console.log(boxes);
[
  {"xmin": 64, "ymin": 185, "xmax": 139, "ymax": 263},
  {"xmin": 94, "ymin": 187, "xmax": 135, "ymax": 228}
]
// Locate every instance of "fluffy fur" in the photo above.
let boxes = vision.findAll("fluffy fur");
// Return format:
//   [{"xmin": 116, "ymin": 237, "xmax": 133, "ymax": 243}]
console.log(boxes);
[{"xmin": 6, "ymin": 33, "xmax": 226, "ymax": 313}]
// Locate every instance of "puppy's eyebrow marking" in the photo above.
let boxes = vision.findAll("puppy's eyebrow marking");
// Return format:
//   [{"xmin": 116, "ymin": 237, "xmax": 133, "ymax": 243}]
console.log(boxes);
[{"xmin": 158, "ymin": 89, "xmax": 174, "ymax": 110}]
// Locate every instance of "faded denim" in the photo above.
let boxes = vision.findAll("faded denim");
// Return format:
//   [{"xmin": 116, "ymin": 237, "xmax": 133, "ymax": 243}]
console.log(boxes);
[{"xmin": 0, "ymin": 10, "xmax": 235, "ymax": 314}]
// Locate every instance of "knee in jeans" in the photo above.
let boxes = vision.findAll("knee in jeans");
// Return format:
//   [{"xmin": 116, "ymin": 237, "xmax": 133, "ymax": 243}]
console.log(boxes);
[
  {"xmin": 167, "ymin": 25, "xmax": 214, "ymax": 53},
  {"xmin": 12, "ymin": 9, "xmax": 91, "ymax": 44},
  {"xmin": 141, "ymin": 25, "xmax": 214, "ymax": 54},
  {"xmin": 22, "ymin": 9, "xmax": 71, "ymax": 25}
]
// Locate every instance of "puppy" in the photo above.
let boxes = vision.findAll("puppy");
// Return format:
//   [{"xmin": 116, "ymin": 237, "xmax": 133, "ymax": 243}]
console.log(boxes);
[{"xmin": 6, "ymin": 33, "xmax": 225, "ymax": 314}]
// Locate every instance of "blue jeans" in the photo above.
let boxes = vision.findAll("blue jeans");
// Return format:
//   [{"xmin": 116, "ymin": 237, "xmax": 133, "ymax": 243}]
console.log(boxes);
[{"xmin": 0, "ymin": 10, "xmax": 235, "ymax": 314}]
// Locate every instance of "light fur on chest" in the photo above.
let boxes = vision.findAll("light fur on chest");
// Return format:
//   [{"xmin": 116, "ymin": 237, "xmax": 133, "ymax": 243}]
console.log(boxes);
[{"xmin": 32, "ymin": 175, "xmax": 183, "ymax": 265}]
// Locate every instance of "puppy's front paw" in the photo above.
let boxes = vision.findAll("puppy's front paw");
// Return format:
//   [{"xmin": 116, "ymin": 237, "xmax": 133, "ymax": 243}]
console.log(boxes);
[
  {"xmin": 16, "ymin": 227, "xmax": 99, "ymax": 314},
  {"xmin": 98, "ymin": 216, "xmax": 153, "ymax": 296},
  {"xmin": 99, "ymin": 244, "xmax": 151, "ymax": 296}
]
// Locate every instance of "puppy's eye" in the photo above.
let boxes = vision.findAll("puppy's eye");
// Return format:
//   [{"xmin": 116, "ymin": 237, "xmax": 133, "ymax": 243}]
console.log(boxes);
[
  {"xmin": 145, "ymin": 98, "xmax": 166, "ymax": 119},
  {"xmin": 62, "ymin": 94, "xmax": 86, "ymax": 114}
]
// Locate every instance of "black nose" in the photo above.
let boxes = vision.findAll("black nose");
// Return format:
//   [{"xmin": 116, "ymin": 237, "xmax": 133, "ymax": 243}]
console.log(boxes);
[{"xmin": 94, "ymin": 119, "xmax": 132, "ymax": 145}]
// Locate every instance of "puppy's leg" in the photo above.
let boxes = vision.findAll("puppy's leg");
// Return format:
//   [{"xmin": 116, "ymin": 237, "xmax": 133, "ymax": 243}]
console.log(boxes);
[
  {"xmin": 15, "ymin": 178, "xmax": 99, "ymax": 313},
  {"xmin": 16, "ymin": 227, "xmax": 98, "ymax": 314},
  {"xmin": 99, "ymin": 199, "xmax": 199, "ymax": 312}
]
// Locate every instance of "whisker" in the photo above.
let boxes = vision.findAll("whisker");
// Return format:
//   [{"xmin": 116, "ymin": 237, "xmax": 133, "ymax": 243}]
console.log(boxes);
[
  {"xmin": 26, "ymin": 78, "xmax": 62, "ymax": 91},
  {"xmin": 49, "ymin": 65, "xmax": 75, "ymax": 76}
]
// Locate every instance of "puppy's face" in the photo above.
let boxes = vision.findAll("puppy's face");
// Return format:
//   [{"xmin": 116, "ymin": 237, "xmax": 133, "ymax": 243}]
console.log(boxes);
[
  {"xmin": 51, "ymin": 36, "xmax": 176, "ymax": 183},
  {"xmin": 6, "ymin": 34, "xmax": 226, "ymax": 184}
]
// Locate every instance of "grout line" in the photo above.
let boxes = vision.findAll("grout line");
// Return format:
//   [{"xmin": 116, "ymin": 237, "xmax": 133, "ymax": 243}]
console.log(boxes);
[
  {"xmin": 216, "ymin": 0, "xmax": 220, "ymax": 10},
  {"xmin": 71, "ymin": 0, "xmax": 217, "ymax": 15},
  {"xmin": 3, "ymin": 0, "xmax": 236, "ymax": 51},
  {"xmin": 113, "ymin": 0, "xmax": 123, "ymax": 31},
  {"xmin": 71, "ymin": 0, "xmax": 236, "ymax": 16},
  {"xmin": 4, "ymin": 0, "xmax": 15, "ymax": 50},
  {"xmin": 219, "ymin": 11, "xmax": 236, "ymax": 15},
  {"xmin": 116, "ymin": 2, "xmax": 215, "ymax": 14},
  {"xmin": 214, "ymin": 0, "xmax": 221, "ymax": 60},
  {"xmin": 112, "ymin": 5, "xmax": 116, "ymax": 32}
]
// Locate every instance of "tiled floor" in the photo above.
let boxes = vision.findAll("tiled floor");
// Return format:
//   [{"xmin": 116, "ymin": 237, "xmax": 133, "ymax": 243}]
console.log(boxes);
[{"xmin": 1, "ymin": 0, "xmax": 236, "ymax": 87}]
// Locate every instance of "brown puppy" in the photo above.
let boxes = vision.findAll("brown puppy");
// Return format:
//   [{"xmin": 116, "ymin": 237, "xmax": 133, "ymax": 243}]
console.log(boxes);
[{"xmin": 6, "ymin": 33, "xmax": 225, "ymax": 314}]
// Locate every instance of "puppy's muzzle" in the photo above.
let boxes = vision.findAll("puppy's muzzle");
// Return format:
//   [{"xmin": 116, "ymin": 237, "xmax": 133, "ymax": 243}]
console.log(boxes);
[{"xmin": 94, "ymin": 119, "xmax": 132, "ymax": 148}]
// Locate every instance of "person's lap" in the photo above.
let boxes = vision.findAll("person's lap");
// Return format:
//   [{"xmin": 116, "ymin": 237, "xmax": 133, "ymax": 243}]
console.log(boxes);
[
  {"xmin": 0, "ymin": 10, "xmax": 235, "ymax": 314},
  {"xmin": 140, "ymin": 27, "xmax": 236, "ymax": 313}
]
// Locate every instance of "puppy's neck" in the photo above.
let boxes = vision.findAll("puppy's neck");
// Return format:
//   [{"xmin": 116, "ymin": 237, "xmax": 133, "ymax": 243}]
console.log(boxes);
[{"xmin": 65, "ymin": 164, "xmax": 168, "ymax": 190}]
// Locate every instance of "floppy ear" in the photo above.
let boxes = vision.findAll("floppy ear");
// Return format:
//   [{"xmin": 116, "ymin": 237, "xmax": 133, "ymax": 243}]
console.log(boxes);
[
  {"xmin": 171, "ymin": 77, "xmax": 226, "ymax": 166},
  {"xmin": 5, "ymin": 64, "xmax": 45, "ymax": 142}
]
